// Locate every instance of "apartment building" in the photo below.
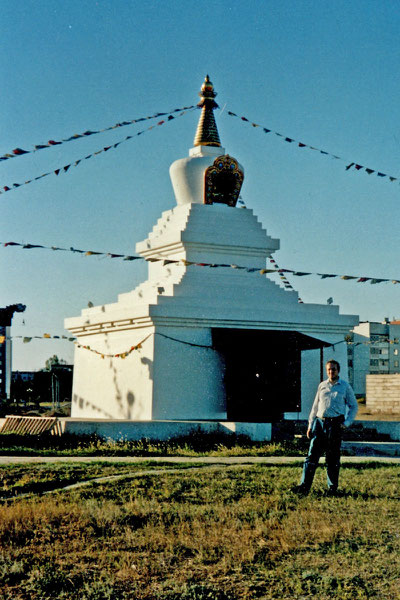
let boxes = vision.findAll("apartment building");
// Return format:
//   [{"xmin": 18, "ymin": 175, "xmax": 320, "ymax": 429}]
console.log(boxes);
[{"xmin": 348, "ymin": 319, "xmax": 400, "ymax": 396}]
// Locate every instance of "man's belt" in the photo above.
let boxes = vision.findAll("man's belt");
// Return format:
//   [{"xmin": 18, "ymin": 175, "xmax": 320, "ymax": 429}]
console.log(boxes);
[{"xmin": 321, "ymin": 415, "xmax": 345, "ymax": 422}]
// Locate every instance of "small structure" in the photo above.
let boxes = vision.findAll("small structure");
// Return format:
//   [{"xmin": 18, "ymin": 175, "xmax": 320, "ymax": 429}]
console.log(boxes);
[
  {"xmin": 65, "ymin": 77, "xmax": 357, "ymax": 440},
  {"xmin": 366, "ymin": 373, "xmax": 400, "ymax": 415},
  {"xmin": 0, "ymin": 304, "xmax": 26, "ymax": 400}
]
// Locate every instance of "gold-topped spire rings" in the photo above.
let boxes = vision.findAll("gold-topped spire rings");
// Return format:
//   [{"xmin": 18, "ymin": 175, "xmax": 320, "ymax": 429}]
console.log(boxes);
[{"xmin": 193, "ymin": 75, "xmax": 221, "ymax": 147}]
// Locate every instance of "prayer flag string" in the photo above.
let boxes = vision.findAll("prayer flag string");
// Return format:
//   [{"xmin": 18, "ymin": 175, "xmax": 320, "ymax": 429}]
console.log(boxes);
[
  {"xmin": 2, "ymin": 238, "xmax": 400, "ymax": 285},
  {"xmin": 2, "ymin": 331, "xmax": 398, "ymax": 357},
  {"xmin": 0, "ymin": 105, "xmax": 195, "ymax": 163},
  {"xmin": 0, "ymin": 108, "xmax": 195, "ymax": 196},
  {"xmin": 226, "ymin": 110, "xmax": 400, "ymax": 185},
  {"xmin": 267, "ymin": 257, "xmax": 303, "ymax": 302}
]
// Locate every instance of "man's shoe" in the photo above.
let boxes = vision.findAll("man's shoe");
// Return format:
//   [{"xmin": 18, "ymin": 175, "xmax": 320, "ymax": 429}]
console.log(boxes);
[
  {"xmin": 326, "ymin": 487, "xmax": 339, "ymax": 496},
  {"xmin": 291, "ymin": 485, "xmax": 310, "ymax": 496}
]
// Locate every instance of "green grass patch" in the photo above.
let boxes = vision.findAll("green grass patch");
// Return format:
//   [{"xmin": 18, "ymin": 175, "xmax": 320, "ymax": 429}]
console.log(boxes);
[
  {"xmin": 0, "ymin": 431, "xmax": 309, "ymax": 457},
  {"xmin": 0, "ymin": 461, "xmax": 201, "ymax": 500},
  {"xmin": 0, "ymin": 463, "xmax": 398, "ymax": 599}
]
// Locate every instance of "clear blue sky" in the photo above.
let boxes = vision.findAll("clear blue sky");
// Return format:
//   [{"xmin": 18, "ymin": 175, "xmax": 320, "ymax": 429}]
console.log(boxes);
[{"xmin": 3, "ymin": 0, "xmax": 400, "ymax": 371}]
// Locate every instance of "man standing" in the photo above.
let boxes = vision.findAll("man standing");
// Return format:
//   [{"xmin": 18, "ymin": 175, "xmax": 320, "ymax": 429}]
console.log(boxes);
[{"xmin": 294, "ymin": 359, "xmax": 358, "ymax": 495}]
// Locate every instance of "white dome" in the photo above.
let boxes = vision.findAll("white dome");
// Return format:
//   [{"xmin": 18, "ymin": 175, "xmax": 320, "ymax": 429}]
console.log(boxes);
[{"xmin": 170, "ymin": 145, "xmax": 244, "ymax": 206}]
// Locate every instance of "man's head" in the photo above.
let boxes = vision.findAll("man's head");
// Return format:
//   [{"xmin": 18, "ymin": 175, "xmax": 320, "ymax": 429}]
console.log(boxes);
[{"xmin": 326, "ymin": 360, "xmax": 340, "ymax": 382}]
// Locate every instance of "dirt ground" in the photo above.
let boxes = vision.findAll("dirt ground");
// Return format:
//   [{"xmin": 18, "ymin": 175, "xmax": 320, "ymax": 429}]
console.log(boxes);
[{"xmin": 356, "ymin": 403, "xmax": 400, "ymax": 421}]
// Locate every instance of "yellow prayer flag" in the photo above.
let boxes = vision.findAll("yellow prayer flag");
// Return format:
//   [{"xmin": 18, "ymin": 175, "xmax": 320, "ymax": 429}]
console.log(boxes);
[
  {"xmin": 0, "ymin": 336, "xmax": 5, "ymax": 344},
  {"xmin": 43, "ymin": 333, "xmax": 51, "ymax": 338}
]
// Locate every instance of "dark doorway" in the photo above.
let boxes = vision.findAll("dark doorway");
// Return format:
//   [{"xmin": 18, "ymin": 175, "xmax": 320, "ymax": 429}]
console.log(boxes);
[{"xmin": 212, "ymin": 329, "xmax": 330, "ymax": 422}]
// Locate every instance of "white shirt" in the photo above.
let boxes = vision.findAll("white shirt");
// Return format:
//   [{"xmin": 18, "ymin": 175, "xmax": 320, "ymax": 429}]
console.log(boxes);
[{"xmin": 308, "ymin": 377, "xmax": 358, "ymax": 428}]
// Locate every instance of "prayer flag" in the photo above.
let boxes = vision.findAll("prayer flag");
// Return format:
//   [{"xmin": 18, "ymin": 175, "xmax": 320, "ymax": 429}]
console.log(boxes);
[
  {"xmin": 64, "ymin": 134, "xmax": 83, "ymax": 141},
  {"xmin": 12, "ymin": 148, "xmax": 29, "ymax": 155}
]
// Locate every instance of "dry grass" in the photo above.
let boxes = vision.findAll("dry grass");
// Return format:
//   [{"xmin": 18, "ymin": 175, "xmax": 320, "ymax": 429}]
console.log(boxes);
[{"xmin": 0, "ymin": 464, "xmax": 399, "ymax": 599}]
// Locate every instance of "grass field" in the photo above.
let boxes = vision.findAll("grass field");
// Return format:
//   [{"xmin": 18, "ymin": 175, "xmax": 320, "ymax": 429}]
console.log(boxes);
[
  {"xmin": 0, "ymin": 432, "xmax": 311, "ymax": 457},
  {"xmin": 0, "ymin": 461, "xmax": 399, "ymax": 599}
]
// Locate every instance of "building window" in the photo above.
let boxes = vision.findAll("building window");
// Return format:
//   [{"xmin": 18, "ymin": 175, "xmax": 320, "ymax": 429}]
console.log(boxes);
[
  {"xmin": 394, "ymin": 349, "xmax": 399, "ymax": 356},
  {"xmin": 394, "ymin": 360, "xmax": 399, "ymax": 368},
  {"xmin": 370, "ymin": 359, "xmax": 379, "ymax": 366}
]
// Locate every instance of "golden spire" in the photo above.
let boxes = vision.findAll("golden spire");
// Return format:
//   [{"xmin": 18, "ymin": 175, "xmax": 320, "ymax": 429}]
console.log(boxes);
[{"xmin": 193, "ymin": 75, "xmax": 221, "ymax": 147}]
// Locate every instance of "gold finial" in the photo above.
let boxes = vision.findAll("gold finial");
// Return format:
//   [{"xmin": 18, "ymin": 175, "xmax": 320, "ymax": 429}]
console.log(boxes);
[{"xmin": 193, "ymin": 75, "xmax": 221, "ymax": 147}]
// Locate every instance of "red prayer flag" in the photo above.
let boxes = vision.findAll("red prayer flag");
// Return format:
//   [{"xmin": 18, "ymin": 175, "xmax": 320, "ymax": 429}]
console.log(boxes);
[{"xmin": 12, "ymin": 148, "xmax": 29, "ymax": 155}]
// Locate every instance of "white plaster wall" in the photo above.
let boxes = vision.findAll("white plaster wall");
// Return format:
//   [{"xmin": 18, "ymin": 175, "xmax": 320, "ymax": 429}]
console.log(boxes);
[
  {"xmin": 71, "ymin": 328, "xmax": 155, "ymax": 419},
  {"xmin": 152, "ymin": 326, "xmax": 226, "ymax": 420}
]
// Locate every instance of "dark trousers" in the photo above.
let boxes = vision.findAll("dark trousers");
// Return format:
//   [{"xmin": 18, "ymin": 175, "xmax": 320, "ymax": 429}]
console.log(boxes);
[{"xmin": 300, "ymin": 416, "xmax": 344, "ymax": 491}]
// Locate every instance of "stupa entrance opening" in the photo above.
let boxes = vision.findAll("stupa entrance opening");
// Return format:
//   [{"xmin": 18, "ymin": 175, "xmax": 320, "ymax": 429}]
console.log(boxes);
[{"xmin": 212, "ymin": 329, "xmax": 330, "ymax": 422}]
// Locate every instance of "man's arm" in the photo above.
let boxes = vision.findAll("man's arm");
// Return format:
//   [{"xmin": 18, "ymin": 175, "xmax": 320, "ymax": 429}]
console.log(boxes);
[
  {"xmin": 343, "ymin": 384, "xmax": 358, "ymax": 427},
  {"xmin": 307, "ymin": 387, "xmax": 320, "ymax": 438}
]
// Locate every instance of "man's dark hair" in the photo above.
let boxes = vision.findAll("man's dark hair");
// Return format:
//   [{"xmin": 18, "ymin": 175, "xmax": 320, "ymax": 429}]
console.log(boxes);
[{"xmin": 326, "ymin": 359, "xmax": 340, "ymax": 372}]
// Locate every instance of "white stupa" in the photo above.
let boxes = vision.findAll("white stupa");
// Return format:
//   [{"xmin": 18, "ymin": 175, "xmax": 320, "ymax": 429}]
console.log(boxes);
[{"xmin": 64, "ymin": 76, "xmax": 358, "ymax": 440}]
